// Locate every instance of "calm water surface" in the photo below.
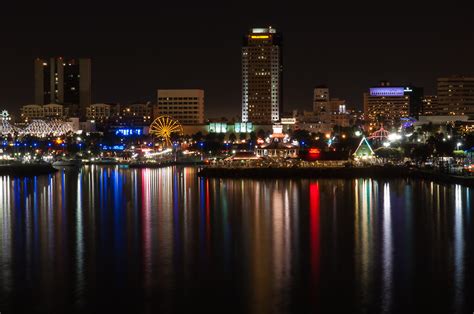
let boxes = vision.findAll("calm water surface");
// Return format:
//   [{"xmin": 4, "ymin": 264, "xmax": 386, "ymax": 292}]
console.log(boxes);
[{"xmin": 0, "ymin": 166, "xmax": 473, "ymax": 313}]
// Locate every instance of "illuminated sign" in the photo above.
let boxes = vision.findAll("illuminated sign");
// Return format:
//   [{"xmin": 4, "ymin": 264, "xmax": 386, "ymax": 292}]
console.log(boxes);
[
  {"xmin": 307, "ymin": 148, "xmax": 321, "ymax": 160},
  {"xmin": 250, "ymin": 35, "xmax": 270, "ymax": 39},
  {"xmin": 101, "ymin": 144, "xmax": 125, "ymax": 151},
  {"xmin": 369, "ymin": 87, "xmax": 405, "ymax": 97},
  {"xmin": 114, "ymin": 128, "xmax": 142, "ymax": 136}
]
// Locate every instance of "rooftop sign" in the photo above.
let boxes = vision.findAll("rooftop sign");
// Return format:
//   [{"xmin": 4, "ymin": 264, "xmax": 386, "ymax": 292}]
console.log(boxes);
[{"xmin": 369, "ymin": 87, "xmax": 405, "ymax": 97}]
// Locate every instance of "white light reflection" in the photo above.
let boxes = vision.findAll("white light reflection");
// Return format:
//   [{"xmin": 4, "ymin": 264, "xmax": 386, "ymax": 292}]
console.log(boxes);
[
  {"xmin": 76, "ymin": 172, "xmax": 85, "ymax": 303},
  {"xmin": 453, "ymin": 185, "xmax": 464, "ymax": 311},
  {"xmin": 382, "ymin": 183, "xmax": 392, "ymax": 313}
]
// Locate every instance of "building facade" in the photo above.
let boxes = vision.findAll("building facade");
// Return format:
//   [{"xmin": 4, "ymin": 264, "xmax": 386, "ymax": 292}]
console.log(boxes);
[
  {"xmin": 86, "ymin": 103, "xmax": 117, "ymax": 121},
  {"xmin": 155, "ymin": 89, "xmax": 205, "ymax": 125},
  {"xmin": 437, "ymin": 76, "xmax": 474, "ymax": 116},
  {"xmin": 364, "ymin": 82, "xmax": 423, "ymax": 125},
  {"xmin": 34, "ymin": 57, "xmax": 91, "ymax": 119},
  {"xmin": 242, "ymin": 27, "xmax": 283, "ymax": 124},
  {"xmin": 421, "ymin": 95, "xmax": 438, "ymax": 115},
  {"xmin": 20, "ymin": 103, "xmax": 68, "ymax": 122},
  {"xmin": 120, "ymin": 103, "xmax": 153, "ymax": 125},
  {"xmin": 313, "ymin": 87, "xmax": 330, "ymax": 112}
]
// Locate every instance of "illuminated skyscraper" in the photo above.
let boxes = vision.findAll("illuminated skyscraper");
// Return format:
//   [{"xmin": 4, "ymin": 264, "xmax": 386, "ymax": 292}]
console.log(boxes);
[
  {"xmin": 241, "ymin": 27, "xmax": 282, "ymax": 124},
  {"xmin": 34, "ymin": 57, "xmax": 91, "ymax": 119}
]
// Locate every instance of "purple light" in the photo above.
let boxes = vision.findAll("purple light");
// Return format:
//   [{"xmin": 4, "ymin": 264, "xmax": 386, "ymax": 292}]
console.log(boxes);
[{"xmin": 370, "ymin": 87, "xmax": 405, "ymax": 97}]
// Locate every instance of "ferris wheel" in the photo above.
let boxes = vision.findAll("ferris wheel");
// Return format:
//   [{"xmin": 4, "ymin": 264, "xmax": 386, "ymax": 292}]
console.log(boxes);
[{"xmin": 149, "ymin": 115, "xmax": 183, "ymax": 146}]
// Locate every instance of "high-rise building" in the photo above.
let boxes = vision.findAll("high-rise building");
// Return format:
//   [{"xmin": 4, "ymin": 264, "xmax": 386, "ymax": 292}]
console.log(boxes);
[
  {"xmin": 421, "ymin": 95, "xmax": 438, "ymax": 116},
  {"xmin": 313, "ymin": 87, "xmax": 330, "ymax": 112},
  {"xmin": 363, "ymin": 81, "xmax": 423, "ymax": 125},
  {"xmin": 437, "ymin": 76, "xmax": 474, "ymax": 116},
  {"xmin": 242, "ymin": 27, "xmax": 282, "ymax": 124},
  {"xmin": 34, "ymin": 57, "xmax": 91, "ymax": 119},
  {"xmin": 155, "ymin": 89, "xmax": 205, "ymax": 124}
]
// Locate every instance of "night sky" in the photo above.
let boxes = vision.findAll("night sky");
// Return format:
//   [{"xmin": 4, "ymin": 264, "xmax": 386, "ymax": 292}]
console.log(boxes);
[{"xmin": 1, "ymin": 3, "xmax": 473, "ymax": 118}]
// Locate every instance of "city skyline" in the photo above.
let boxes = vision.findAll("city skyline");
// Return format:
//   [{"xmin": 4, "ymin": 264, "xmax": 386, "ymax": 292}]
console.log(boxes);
[{"xmin": 1, "ymin": 4, "xmax": 473, "ymax": 118}]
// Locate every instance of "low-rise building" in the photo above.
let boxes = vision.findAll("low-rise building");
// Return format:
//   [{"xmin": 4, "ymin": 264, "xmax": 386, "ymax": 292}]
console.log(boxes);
[
  {"xmin": 121, "ymin": 103, "xmax": 152, "ymax": 124},
  {"xmin": 43, "ymin": 103, "xmax": 67, "ymax": 118},
  {"xmin": 86, "ymin": 104, "xmax": 113, "ymax": 121},
  {"xmin": 20, "ymin": 103, "xmax": 68, "ymax": 122}
]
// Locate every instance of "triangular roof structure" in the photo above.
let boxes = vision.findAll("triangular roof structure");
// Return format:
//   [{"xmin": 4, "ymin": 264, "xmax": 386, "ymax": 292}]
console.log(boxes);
[{"xmin": 353, "ymin": 137, "xmax": 374, "ymax": 157}]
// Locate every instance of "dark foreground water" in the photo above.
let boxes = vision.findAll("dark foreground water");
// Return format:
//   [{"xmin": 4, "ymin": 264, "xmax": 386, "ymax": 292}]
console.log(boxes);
[{"xmin": 0, "ymin": 166, "xmax": 473, "ymax": 314}]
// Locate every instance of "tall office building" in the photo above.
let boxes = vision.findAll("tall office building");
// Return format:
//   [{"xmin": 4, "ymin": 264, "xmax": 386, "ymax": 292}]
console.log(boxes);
[
  {"xmin": 437, "ymin": 76, "xmax": 474, "ymax": 116},
  {"xmin": 242, "ymin": 27, "xmax": 282, "ymax": 124},
  {"xmin": 364, "ymin": 81, "xmax": 423, "ymax": 125},
  {"xmin": 156, "ymin": 89, "xmax": 205, "ymax": 124},
  {"xmin": 34, "ymin": 57, "xmax": 91, "ymax": 119}
]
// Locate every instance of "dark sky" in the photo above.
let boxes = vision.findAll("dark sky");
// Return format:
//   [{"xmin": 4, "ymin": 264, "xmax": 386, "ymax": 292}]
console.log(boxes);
[{"xmin": 1, "ymin": 3, "xmax": 473, "ymax": 118}]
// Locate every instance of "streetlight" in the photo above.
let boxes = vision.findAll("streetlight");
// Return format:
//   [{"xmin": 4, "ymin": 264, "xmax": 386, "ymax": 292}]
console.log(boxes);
[{"xmin": 457, "ymin": 142, "xmax": 462, "ymax": 150}]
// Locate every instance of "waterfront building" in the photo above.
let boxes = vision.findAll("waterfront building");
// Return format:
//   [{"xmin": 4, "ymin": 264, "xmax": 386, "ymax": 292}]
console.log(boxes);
[
  {"xmin": 34, "ymin": 57, "xmax": 91, "ymax": 118},
  {"xmin": 242, "ymin": 27, "xmax": 283, "ymax": 124},
  {"xmin": 156, "ymin": 89, "xmax": 205, "ymax": 125},
  {"xmin": 255, "ymin": 124, "xmax": 298, "ymax": 158},
  {"xmin": 363, "ymin": 81, "xmax": 423, "ymax": 125},
  {"xmin": 437, "ymin": 76, "xmax": 474, "ymax": 116}
]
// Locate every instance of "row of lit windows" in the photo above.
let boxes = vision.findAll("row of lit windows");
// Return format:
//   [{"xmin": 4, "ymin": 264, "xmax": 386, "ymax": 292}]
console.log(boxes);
[
  {"xmin": 159, "ymin": 106, "xmax": 199, "ymax": 110},
  {"xmin": 159, "ymin": 111, "xmax": 200, "ymax": 115},
  {"xmin": 158, "ymin": 97, "xmax": 200, "ymax": 100},
  {"xmin": 158, "ymin": 102, "xmax": 199, "ymax": 105}
]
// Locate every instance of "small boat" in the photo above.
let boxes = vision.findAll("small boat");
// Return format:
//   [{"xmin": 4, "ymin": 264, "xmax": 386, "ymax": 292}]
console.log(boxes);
[{"xmin": 52, "ymin": 158, "xmax": 82, "ymax": 168}]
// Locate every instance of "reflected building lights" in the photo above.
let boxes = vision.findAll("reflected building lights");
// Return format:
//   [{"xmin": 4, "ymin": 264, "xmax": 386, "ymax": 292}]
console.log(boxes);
[
  {"xmin": 309, "ymin": 182, "xmax": 320, "ymax": 286},
  {"xmin": 382, "ymin": 183, "xmax": 393, "ymax": 313},
  {"xmin": 454, "ymin": 185, "xmax": 464, "ymax": 311},
  {"xmin": 355, "ymin": 179, "xmax": 375, "ymax": 309},
  {"xmin": 0, "ymin": 167, "xmax": 472, "ymax": 313}
]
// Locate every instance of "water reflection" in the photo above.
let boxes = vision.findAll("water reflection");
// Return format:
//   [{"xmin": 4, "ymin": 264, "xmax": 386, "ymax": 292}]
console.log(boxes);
[
  {"xmin": 382, "ymin": 183, "xmax": 392, "ymax": 314},
  {"xmin": 453, "ymin": 185, "xmax": 464, "ymax": 312},
  {"xmin": 0, "ymin": 168, "xmax": 472, "ymax": 314}
]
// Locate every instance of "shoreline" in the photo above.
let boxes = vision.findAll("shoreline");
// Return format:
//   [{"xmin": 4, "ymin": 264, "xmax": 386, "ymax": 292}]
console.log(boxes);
[{"xmin": 198, "ymin": 166, "xmax": 474, "ymax": 187}]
